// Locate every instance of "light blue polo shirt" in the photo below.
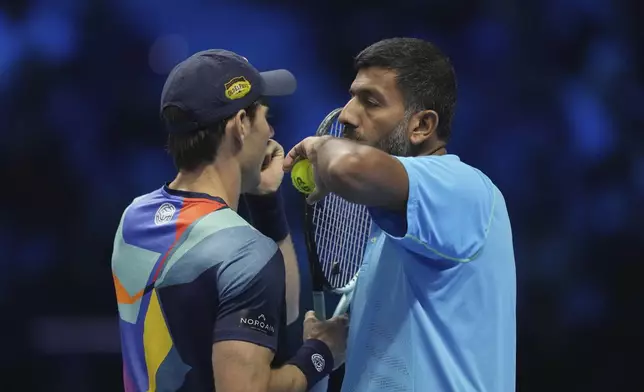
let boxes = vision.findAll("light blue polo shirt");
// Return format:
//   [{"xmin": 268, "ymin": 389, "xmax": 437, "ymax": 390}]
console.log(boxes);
[{"xmin": 341, "ymin": 154, "xmax": 516, "ymax": 392}]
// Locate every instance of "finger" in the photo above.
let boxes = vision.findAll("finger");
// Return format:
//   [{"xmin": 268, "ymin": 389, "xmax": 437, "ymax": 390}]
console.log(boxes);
[
  {"xmin": 261, "ymin": 152, "xmax": 272, "ymax": 169},
  {"xmin": 271, "ymin": 149, "xmax": 285, "ymax": 165},
  {"xmin": 267, "ymin": 139, "xmax": 284, "ymax": 157},
  {"xmin": 304, "ymin": 310, "xmax": 318, "ymax": 322},
  {"xmin": 272, "ymin": 146, "xmax": 285, "ymax": 159},
  {"xmin": 283, "ymin": 146, "xmax": 301, "ymax": 171}
]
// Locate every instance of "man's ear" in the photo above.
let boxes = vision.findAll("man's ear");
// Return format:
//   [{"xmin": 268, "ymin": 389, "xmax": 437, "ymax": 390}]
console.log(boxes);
[
  {"xmin": 229, "ymin": 109, "xmax": 249, "ymax": 148},
  {"xmin": 408, "ymin": 110, "xmax": 439, "ymax": 146}
]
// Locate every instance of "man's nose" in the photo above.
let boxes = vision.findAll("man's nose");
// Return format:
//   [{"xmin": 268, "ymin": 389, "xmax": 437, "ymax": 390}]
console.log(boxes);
[{"xmin": 338, "ymin": 98, "xmax": 358, "ymax": 129}]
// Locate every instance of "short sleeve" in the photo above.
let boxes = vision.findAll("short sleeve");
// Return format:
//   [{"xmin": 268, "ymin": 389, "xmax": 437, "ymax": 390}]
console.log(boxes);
[
  {"xmin": 213, "ymin": 234, "xmax": 286, "ymax": 352},
  {"xmin": 369, "ymin": 155, "xmax": 496, "ymax": 262}
]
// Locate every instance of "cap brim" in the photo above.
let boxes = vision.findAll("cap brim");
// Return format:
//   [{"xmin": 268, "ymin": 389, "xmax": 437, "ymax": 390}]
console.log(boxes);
[{"xmin": 260, "ymin": 69, "xmax": 297, "ymax": 96}]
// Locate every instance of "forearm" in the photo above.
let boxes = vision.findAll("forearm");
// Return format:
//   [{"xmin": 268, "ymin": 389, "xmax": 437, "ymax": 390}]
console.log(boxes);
[
  {"xmin": 312, "ymin": 137, "xmax": 389, "ymax": 206},
  {"xmin": 277, "ymin": 235, "xmax": 301, "ymax": 325},
  {"xmin": 244, "ymin": 194, "xmax": 300, "ymax": 324},
  {"xmin": 269, "ymin": 364, "xmax": 308, "ymax": 392},
  {"xmin": 269, "ymin": 337, "xmax": 335, "ymax": 391}
]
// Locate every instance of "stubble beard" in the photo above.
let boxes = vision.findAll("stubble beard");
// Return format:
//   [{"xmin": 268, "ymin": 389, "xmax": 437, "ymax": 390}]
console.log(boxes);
[{"xmin": 376, "ymin": 116, "xmax": 414, "ymax": 157}]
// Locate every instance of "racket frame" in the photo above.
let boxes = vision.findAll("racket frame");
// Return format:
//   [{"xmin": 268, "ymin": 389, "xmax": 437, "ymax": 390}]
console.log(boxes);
[{"xmin": 304, "ymin": 108, "xmax": 362, "ymax": 320}]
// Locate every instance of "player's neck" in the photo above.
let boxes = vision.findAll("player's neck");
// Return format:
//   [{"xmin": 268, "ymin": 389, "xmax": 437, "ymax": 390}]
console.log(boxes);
[
  {"xmin": 169, "ymin": 160, "xmax": 241, "ymax": 210},
  {"xmin": 418, "ymin": 142, "xmax": 447, "ymax": 157}
]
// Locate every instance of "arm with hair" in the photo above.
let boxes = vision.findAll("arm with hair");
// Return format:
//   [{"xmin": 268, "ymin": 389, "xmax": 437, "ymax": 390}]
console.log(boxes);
[
  {"xmin": 212, "ymin": 234, "xmax": 304, "ymax": 391},
  {"xmin": 212, "ymin": 239, "xmax": 338, "ymax": 391},
  {"xmin": 213, "ymin": 341, "xmax": 307, "ymax": 392},
  {"xmin": 311, "ymin": 137, "xmax": 409, "ymax": 210}
]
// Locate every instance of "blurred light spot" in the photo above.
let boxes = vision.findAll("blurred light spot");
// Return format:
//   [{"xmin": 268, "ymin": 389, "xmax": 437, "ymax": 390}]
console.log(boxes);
[
  {"xmin": 33, "ymin": 0, "xmax": 87, "ymax": 18},
  {"xmin": 127, "ymin": 148, "xmax": 176, "ymax": 194},
  {"xmin": 0, "ymin": 11, "xmax": 23, "ymax": 92},
  {"xmin": 560, "ymin": 81, "xmax": 614, "ymax": 161},
  {"xmin": 24, "ymin": 7, "xmax": 77, "ymax": 64},
  {"xmin": 468, "ymin": 18, "xmax": 510, "ymax": 64},
  {"xmin": 148, "ymin": 34, "xmax": 189, "ymax": 75},
  {"xmin": 586, "ymin": 38, "xmax": 628, "ymax": 85}
]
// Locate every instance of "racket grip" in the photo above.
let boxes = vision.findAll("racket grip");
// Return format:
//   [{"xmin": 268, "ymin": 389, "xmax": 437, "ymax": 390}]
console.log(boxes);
[
  {"xmin": 312, "ymin": 291, "xmax": 327, "ymax": 320},
  {"xmin": 332, "ymin": 290, "xmax": 354, "ymax": 318}
]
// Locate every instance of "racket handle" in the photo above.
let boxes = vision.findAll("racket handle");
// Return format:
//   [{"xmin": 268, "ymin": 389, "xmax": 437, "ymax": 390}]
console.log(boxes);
[
  {"xmin": 332, "ymin": 290, "xmax": 354, "ymax": 318},
  {"xmin": 312, "ymin": 291, "xmax": 327, "ymax": 320}
]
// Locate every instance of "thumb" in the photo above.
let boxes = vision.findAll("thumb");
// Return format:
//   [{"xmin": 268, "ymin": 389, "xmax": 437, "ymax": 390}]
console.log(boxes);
[
  {"xmin": 283, "ymin": 155, "xmax": 295, "ymax": 172},
  {"xmin": 304, "ymin": 310, "xmax": 318, "ymax": 321},
  {"xmin": 283, "ymin": 143, "xmax": 307, "ymax": 172}
]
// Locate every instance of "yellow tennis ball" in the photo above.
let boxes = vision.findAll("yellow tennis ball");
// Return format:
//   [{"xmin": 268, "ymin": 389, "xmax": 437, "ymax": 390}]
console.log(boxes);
[{"xmin": 291, "ymin": 159, "xmax": 316, "ymax": 195}]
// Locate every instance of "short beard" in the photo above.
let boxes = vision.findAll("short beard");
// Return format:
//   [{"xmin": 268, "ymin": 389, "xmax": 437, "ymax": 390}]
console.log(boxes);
[{"xmin": 376, "ymin": 115, "xmax": 415, "ymax": 157}]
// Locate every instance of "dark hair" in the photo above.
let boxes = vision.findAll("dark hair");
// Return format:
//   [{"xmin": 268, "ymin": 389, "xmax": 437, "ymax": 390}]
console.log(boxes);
[
  {"xmin": 355, "ymin": 38, "xmax": 457, "ymax": 141},
  {"xmin": 164, "ymin": 101, "xmax": 261, "ymax": 171}
]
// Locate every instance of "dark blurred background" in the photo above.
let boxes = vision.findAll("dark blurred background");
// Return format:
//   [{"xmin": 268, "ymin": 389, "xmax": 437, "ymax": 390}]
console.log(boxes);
[{"xmin": 1, "ymin": 0, "xmax": 643, "ymax": 390}]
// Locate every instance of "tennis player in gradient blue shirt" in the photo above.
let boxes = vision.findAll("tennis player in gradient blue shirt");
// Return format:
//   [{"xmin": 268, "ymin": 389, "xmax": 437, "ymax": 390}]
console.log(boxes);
[{"xmin": 284, "ymin": 38, "xmax": 516, "ymax": 391}]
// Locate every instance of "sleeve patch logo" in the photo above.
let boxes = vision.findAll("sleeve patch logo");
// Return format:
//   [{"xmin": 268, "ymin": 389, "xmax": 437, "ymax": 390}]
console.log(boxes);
[
  {"xmin": 238, "ymin": 310, "xmax": 276, "ymax": 336},
  {"xmin": 155, "ymin": 203, "xmax": 176, "ymax": 226},
  {"xmin": 311, "ymin": 353, "xmax": 325, "ymax": 372},
  {"xmin": 225, "ymin": 76, "xmax": 251, "ymax": 100}
]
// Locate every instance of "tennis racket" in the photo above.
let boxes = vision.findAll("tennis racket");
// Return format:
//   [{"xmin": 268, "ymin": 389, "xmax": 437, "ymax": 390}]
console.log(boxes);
[{"xmin": 304, "ymin": 108, "xmax": 373, "ymax": 321}]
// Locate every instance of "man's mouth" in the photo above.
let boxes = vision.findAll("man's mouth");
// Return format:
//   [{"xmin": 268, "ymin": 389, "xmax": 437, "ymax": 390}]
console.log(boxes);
[{"xmin": 343, "ymin": 127, "xmax": 362, "ymax": 141}]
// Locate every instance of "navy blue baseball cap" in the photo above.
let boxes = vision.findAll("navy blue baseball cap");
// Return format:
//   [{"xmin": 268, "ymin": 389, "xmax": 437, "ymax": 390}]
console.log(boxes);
[{"xmin": 160, "ymin": 49, "xmax": 297, "ymax": 133}]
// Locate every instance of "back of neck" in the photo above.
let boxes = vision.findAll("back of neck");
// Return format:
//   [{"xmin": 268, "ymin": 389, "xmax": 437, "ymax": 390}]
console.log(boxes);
[
  {"xmin": 169, "ymin": 160, "xmax": 241, "ymax": 210},
  {"xmin": 417, "ymin": 143, "xmax": 447, "ymax": 157}
]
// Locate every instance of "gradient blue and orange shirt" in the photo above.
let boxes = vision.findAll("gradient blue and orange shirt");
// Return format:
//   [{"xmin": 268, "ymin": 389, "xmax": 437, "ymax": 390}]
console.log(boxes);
[{"xmin": 111, "ymin": 185, "xmax": 287, "ymax": 392}]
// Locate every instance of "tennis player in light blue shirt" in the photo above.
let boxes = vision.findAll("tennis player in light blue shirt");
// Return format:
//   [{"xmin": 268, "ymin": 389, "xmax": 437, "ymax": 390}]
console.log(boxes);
[{"xmin": 284, "ymin": 37, "xmax": 516, "ymax": 391}]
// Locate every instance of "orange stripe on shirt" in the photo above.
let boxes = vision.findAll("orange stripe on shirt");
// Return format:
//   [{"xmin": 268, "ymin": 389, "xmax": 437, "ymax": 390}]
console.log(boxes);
[
  {"xmin": 175, "ymin": 198, "xmax": 226, "ymax": 241},
  {"xmin": 114, "ymin": 273, "xmax": 145, "ymax": 305},
  {"xmin": 114, "ymin": 198, "xmax": 226, "ymax": 304},
  {"xmin": 149, "ymin": 198, "xmax": 226, "ymax": 283}
]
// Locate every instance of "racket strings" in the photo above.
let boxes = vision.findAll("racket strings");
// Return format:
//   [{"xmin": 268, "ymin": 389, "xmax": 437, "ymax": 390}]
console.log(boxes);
[
  {"xmin": 311, "ymin": 114, "xmax": 372, "ymax": 289},
  {"xmin": 313, "ymin": 152, "xmax": 371, "ymax": 288},
  {"xmin": 329, "ymin": 119, "xmax": 344, "ymax": 137},
  {"xmin": 312, "ymin": 188, "xmax": 372, "ymax": 288}
]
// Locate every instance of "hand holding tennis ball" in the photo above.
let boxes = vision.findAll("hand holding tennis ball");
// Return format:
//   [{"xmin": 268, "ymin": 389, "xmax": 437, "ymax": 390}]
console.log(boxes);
[
  {"xmin": 283, "ymin": 136, "xmax": 332, "ymax": 204},
  {"xmin": 291, "ymin": 159, "xmax": 316, "ymax": 195}
]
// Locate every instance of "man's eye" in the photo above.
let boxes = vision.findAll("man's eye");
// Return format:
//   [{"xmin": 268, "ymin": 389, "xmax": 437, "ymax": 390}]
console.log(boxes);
[{"xmin": 365, "ymin": 99, "xmax": 379, "ymax": 107}]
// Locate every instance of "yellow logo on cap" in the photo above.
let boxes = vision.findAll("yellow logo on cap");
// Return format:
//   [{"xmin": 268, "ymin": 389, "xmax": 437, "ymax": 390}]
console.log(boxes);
[{"xmin": 224, "ymin": 76, "xmax": 251, "ymax": 100}]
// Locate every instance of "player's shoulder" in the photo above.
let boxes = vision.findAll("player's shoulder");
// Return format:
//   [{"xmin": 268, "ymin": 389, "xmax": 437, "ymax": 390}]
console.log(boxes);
[
  {"xmin": 398, "ymin": 153, "xmax": 487, "ymax": 178},
  {"xmin": 175, "ymin": 209, "xmax": 284, "ymax": 289},
  {"xmin": 117, "ymin": 185, "xmax": 278, "ymax": 271},
  {"xmin": 189, "ymin": 208, "xmax": 278, "ymax": 259},
  {"xmin": 151, "ymin": 205, "xmax": 281, "ymax": 293},
  {"xmin": 398, "ymin": 154, "xmax": 499, "ymax": 198}
]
